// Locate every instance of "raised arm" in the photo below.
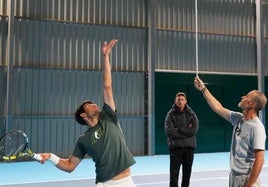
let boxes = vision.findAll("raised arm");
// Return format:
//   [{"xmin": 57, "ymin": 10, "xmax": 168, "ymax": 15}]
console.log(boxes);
[
  {"xmin": 194, "ymin": 76, "xmax": 231, "ymax": 122},
  {"xmin": 101, "ymin": 39, "xmax": 118, "ymax": 111}
]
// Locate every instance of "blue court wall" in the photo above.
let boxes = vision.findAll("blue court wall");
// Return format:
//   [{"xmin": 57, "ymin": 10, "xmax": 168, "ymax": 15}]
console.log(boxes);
[{"xmin": 155, "ymin": 73, "xmax": 267, "ymax": 154}]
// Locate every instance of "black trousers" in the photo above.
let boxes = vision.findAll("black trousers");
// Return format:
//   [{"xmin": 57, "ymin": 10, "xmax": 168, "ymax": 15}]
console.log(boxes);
[{"xmin": 169, "ymin": 147, "xmax": 194, "ymax": 187}]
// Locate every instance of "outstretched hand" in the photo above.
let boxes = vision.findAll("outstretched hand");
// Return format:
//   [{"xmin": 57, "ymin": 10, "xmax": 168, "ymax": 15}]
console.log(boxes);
[
  {"xmin": 194, "ymin": 76, "xmax": 205, "ymax": 91},
  {"xmin": 102, "ymin": 39, "xmax": 118, "ymax": 57}
]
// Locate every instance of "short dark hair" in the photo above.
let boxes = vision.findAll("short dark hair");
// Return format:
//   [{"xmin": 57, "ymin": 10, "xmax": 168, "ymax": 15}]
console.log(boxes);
[
  {"xmin": 74, "ymin": 100, "xmax": 94, "ymax": 125},
  {"xmin": 175, "ymin": 92, "xmax": 187, "ymax": 100}
]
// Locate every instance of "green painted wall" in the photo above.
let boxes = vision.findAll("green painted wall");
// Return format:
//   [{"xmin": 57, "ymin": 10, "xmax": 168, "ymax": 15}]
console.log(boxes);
[{"xmin": 155, "ymin": 73, "xmax": 267, "ymax": 154}]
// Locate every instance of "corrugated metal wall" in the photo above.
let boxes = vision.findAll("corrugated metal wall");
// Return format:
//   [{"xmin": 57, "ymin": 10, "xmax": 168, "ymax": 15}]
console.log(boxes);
[
  {"xmin": 7, "ymin": 69, "xmax": 145, "ymax": 157},
  {"xmin": 155, "ymin": 0, "xmax": 261, "ymax": 74},
  {"xmin": 0, "ymin": 0, "xmax": 267, "ymax": 158},
  {"xmin": 0, "ymin": 17, "xmax": 7, "ymax": 66},
  {"xmin": 0, "ymin": 0, "xmax": 6, "ymax": 15},
  {"xmin": 13, "ymin": 19, "xmax": 147, "ymax": 71},
  {"xmin": 0, "ymin": 15, "xmax": 7, "ymax": 137},
  {"xmin": 14, "ymin": 0, "xmax": 147, "ymax": 27},
  {"xmin": 7, "ymin": 68, "xmax": 145, "ymax": 157},
  {"xmin": 1, "ymin": 0, "xmax": 148, "ymax": 157}
]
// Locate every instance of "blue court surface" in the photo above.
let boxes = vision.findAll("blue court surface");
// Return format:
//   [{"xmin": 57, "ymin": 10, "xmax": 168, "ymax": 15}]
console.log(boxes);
[{"xmin": 1, "ymin": 151, "xmax": 268, "ymax": 187}]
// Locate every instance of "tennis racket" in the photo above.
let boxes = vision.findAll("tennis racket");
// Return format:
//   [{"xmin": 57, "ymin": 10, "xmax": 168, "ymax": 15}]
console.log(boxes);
[{"xmin": 0, "ymin": 130, "xmax": 42, "ymax": 161}]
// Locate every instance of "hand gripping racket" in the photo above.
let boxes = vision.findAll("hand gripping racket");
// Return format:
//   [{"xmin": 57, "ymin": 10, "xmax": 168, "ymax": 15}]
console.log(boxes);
[{"xmin": 0, "ymin": 130, "xmax": 42, "ymax": 161}]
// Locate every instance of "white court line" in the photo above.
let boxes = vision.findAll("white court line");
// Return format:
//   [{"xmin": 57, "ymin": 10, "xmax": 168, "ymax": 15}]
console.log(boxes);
[
  {"xmin": 191, "ymin": 177, "xmax": 228, "ymax": 181},
  {"xmin": 135, "ymin": 170, "xmax": 268, "ymax": 186},
  {"xmin": 135, "ymin": 177, "xmax": 229, "ymax": 186},
  {"xmin": 136, "ymin": 181, "xmax": 168, "ymax": 186}
]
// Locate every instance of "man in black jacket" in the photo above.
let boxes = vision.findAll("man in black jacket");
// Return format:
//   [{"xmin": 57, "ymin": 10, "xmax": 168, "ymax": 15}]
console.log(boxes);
[{"xmin": 165, "ymin": 92, "xmax": 199, "ymax": 187}]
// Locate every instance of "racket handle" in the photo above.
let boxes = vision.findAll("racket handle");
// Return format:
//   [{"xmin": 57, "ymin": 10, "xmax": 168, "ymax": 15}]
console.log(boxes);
[{"xmin": 32, "ymin": 153, "xmax": 42, "ymax": 161}]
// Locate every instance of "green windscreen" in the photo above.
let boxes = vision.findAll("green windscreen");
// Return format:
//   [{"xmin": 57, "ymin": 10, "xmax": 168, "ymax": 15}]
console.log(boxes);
[{"xmin": 155, "ymin": 73, "xmax": 263, "ymax": 154}]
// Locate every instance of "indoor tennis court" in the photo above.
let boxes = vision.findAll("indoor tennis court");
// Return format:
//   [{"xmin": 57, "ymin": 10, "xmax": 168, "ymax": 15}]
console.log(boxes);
[
  {"xmin": 1, "ymin": 1, "xmax": 268, "ymax": 187},
  {"xmin": 1, "ymin": 152, "xmax": 268, "ymax": 187}
]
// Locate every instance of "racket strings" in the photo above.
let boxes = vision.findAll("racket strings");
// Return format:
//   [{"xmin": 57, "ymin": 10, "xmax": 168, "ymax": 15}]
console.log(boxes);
[
  {"xmin": 0, "ymin": 131, "xmax": 27, "ymax": 160},
  {"xmin": 8, "ymin": 144, "xmax": 25, "ymax": 156}
]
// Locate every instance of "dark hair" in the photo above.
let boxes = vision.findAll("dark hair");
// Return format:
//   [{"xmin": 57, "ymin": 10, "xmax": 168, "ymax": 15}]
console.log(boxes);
[
  {"xmin": 74, "ymin": 100, "xmax": 94, "ymax": 125},
  {"xmin": 175, "ymin": 92, "xmax": 187, "ymax": 100}
]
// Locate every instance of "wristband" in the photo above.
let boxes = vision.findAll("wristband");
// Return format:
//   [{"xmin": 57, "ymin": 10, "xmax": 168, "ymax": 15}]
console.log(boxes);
[
  {"xmin": 49, "ymin": 153, "xmax": 60, "ymax": 165},
  {"xmin": 201, "ymin": 87, "xmax": 207, "ymax": 94}
]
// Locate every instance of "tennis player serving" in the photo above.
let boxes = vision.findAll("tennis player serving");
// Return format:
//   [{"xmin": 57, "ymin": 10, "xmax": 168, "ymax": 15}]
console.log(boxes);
[{"xmin": 39, "ymin": 39, "xmax": 136, "ymax": 187}]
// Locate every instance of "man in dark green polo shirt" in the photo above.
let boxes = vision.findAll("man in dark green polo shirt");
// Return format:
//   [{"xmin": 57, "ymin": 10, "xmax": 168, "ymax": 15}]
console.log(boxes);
[{"xmin": 39, "ymin": 39, "xmax": 136, "ymax": 187}]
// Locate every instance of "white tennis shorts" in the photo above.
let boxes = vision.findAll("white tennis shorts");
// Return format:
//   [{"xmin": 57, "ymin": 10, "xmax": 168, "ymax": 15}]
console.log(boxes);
[{"xmin": 96, "ymin": 176, "xmax": 136, "ymax": 187}]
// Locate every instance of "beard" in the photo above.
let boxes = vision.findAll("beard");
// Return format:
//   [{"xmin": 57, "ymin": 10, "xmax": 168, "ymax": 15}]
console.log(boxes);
[{"xmin": 238, "ymin": 101, "xmax": 252, "ymax": 111}]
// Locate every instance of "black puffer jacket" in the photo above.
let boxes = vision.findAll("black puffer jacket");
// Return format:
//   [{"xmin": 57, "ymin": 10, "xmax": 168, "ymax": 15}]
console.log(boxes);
[{"xmin": 165, "ymin": 104, "xmax": 199, "ymax": 149}]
